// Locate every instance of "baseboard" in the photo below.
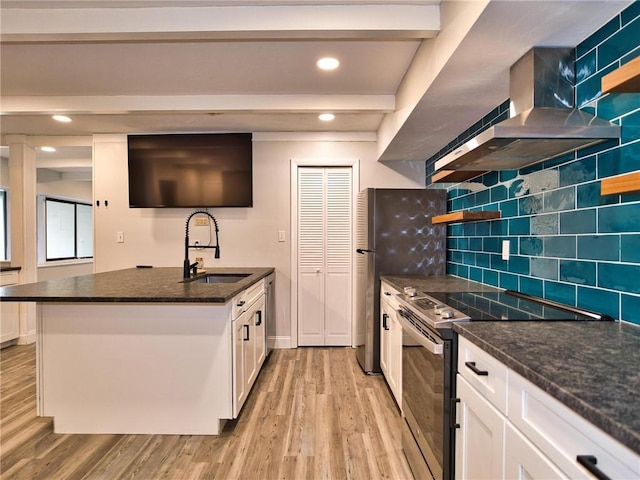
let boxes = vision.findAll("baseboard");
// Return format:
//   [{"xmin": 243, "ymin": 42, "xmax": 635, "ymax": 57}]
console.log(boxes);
[
  {"xmin": 18, "ymin": 330, "xmax": 36, "ymax": 345},
  {"xmin": 268, "ymin": 336, "xmax": 292, "ymax": 349}
]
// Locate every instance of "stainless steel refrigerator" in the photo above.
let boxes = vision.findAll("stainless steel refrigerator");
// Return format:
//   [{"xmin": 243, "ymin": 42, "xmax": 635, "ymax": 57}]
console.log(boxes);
[{"xmin": 355, "ymin": 188, "xmax": 446, "ymax": 373}]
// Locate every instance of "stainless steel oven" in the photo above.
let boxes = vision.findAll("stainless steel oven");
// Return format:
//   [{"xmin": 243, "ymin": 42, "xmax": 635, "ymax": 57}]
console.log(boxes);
[
  {"xmin": 396, "ymin": 288, "xmax": 612, "ymax": 480},
  {"xmin": 397, "ymin": 295, "xmax": 467, "ymax": 480}
]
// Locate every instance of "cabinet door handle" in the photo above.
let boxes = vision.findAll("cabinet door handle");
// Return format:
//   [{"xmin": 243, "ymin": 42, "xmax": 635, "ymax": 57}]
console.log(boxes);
[
  {"xmin": 256, "ymin": 310, "xmax": 262, "ymax": 326},
  {"xmin": 382, "ymin": 313, "xmax": 389, "ymax": 330},
  {"xmin": 237, "ymin": 300, "xmax": 246, "ymax": 307},
  {"xmin": 384, "ymin": 291, "xmax": 391, "ymax": 296},
  {"xmin": 465, "ymin": 361, "xmax": 488, "ymax": 376},
  {"xmin": 450, "ymin": 398, "xmax": 460, "ymax": 429},
  {"xmin": 576, "ymin": 455, "xmax": 611, "ymax": 480},
  {"xmin": 243, "ymin": 324, "xmax": 250, "ymax": 341}
]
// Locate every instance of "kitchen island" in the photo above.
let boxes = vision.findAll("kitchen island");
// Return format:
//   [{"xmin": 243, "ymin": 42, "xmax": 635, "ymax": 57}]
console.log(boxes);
[{"xmin": 0, "ymin": 267, "xmax": 274, "ymax": 435}]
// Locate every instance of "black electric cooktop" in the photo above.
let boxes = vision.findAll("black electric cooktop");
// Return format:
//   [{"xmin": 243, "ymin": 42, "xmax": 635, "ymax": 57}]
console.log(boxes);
[{"xmin": 421, "ymin": 290, "xmax": 613, "ymax": 322}]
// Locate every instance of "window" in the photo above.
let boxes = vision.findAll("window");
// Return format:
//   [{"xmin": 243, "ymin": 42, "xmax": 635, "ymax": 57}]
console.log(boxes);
[
  {"xmin": 44, "ymin": 198, "xmax": 93, "ymax": 261},
  {"xmin": 0, "ymin": 189, "xmax": 7, "ymax": 261}
]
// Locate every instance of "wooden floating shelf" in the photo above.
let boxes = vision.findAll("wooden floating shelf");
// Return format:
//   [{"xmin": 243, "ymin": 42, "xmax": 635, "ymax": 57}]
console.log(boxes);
[
  {"xmin": 602, "ymin": 55, "xmax": 640, "ymax": 93},
  {"xmin": 431, "ymin": 169, "xmax": 487, "ymax": 183},
  {"xmin": 601, "ymin": 171, "xmax": 640, "ymax": 195},
  {"xmin": 432, "ymin": 210, "xmax": 501, "ymax": 224}
]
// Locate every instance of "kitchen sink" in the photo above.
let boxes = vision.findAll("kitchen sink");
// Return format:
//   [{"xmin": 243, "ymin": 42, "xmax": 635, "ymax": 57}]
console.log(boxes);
[{"xmin": 183, "ymin": 273, "xmax": 251, "ymax": 284}]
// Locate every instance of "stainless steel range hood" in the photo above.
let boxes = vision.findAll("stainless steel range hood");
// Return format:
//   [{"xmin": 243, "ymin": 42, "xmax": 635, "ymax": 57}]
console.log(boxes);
[{"xmin": 434, "ymin": 48, "xmax": 620, "ymax": 173}]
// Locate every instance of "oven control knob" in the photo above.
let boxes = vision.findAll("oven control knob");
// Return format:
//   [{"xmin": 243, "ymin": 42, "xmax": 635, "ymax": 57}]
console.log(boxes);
[
  {"xmin": 440, "ymin": 309, "xmax": 455, "ymax": 319},
  {"xmin": 434, "ymin": 304, "xmax": 447, "ymax": 314}
]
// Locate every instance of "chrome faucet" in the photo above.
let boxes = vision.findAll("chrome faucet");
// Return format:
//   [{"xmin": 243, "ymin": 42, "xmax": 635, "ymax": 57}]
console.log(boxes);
[{"xmin": 184, "ymin": 210, "xmax": 220, "ymax": 279}]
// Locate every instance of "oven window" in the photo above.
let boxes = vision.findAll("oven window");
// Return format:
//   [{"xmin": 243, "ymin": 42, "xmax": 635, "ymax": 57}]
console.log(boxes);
[{"xmin": 403, "ymin": 342, "xmax": 444, "ymax": 471}]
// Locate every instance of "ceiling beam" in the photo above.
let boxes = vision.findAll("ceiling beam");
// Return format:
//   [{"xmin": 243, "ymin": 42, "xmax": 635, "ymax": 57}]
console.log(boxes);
[
  {"xmin": 1, "ymin": 94, "xmax": 395, "ymax": 115},
  {"xmin": 1, "ymin": 4, "xmax": 440, "ymax": 42}
]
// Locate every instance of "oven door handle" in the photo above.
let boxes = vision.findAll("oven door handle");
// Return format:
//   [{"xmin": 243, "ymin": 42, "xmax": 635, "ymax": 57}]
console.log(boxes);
[{"xmin": 397, "ymin": 311, "xmax": 444, "ymax": 355}]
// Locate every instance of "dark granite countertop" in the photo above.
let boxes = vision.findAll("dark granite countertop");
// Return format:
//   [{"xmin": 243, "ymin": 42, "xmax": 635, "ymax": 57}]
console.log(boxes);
[
  {"xmin": 454, "ymin": 321, "xmax": 640, "ymax": 455},
  {"xmin": 381, "ymin": 274, "xmax": 502, "ymax": 294},
  {"xmin": 0, "ymin": 267, "xmax": 274, "ymax": 304}
]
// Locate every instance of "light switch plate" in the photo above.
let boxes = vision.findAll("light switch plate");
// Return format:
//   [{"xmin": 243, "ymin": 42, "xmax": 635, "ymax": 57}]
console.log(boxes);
[
  {"xmin": 502, "ymin": 239, "xmax": 510, "ymax": 260},
  {"xmin": 117, "ymin": 231, "xmax": 124, "ymax": 243},
  {"xmin": 278, "ymin": 230, "xmax": 286, "ymax": 242}
]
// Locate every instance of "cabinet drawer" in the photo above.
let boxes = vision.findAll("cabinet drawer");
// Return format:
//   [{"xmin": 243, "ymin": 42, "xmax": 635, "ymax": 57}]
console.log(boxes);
[
  {"xmin": 0, "ymin": 271, "xmax": 19, "ymax": 287},
  {"xmin": 457, "ymin": 336, "xmax": 508, "ymax": 415},
  {"xmin": 508, "ymin": 371, "xmax": 640, "ymax": 479},
  {"xmin": 244, "ymin": 280, "xmax": 264, "ymax": 307},
  {"xmin": 232, "ymin": 280, "xmax": 265, "ymax": 320},
  {"xmin": 505, "ymin": 422, "xmax": 568, "ymax": 479},
  {"xmin": 380, "ymin": 281, "xmax": 401, "ymax": 310}
]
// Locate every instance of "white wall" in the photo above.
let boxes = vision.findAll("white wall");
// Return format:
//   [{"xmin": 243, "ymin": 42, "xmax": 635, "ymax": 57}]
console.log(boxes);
[
  {"xmin": 1, "ymin": 157, "xmax": 9, "ymax": 188},
  {"xmin": 93, "ymin": 133, "xmax": 424, "ymax": 343}
]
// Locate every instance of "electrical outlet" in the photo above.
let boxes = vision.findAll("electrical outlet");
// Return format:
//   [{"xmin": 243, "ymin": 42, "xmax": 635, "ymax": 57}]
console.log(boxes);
[
  {"xmin": 117, "ymin": 231, "xmax": 124, "ymax": 243},
  {"xmin": 195, "ymin": 218, "xmax": 209, "ymax": 226},
  {"xmin": 278, "ymin": 230, "xmax": 286, "ymax": 242}
]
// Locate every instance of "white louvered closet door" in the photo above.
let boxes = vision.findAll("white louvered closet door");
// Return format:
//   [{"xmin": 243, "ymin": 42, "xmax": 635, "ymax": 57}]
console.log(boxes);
[{"xmin": 297, "ymin": 167, "xmax": 352, "ymax": 346}]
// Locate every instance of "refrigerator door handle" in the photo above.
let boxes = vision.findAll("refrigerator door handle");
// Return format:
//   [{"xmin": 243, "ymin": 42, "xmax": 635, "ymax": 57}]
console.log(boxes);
[{"xmin": 356, "ymin": 248, "xmax": 375, "ymax": 254}]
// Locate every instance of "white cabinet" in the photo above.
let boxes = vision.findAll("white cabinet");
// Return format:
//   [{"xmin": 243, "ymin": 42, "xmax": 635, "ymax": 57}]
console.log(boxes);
[
  {"xmin": 456, "ymin": 334, "xmax": 509, "ymax": 477},
  {"xmin": 455, "ymin": 335, "xmax": 640, "ymax": 480},
  {"xmin": 232, "ymin": 280, "xmax": 267, "ymax": 417},
  {"xmin": 380, "ymin": 281, "xmax": 402, "ymax": 409},
  {"xmin": 508, "ymin": 369, "xmax": 639, "ymax": 480},
  {"xmin": 0, "ymin": 271, "xmax": 20, "ymax": 344},
  {"xmin": 505, "ymin": 422, "xmax": 567, "ymax": 479}
]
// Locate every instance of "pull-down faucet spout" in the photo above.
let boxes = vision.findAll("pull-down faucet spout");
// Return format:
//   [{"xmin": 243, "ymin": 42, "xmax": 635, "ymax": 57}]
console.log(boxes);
[{"xmin": 183, "ymin": 210, "xmax": 220, "ymax": 279}]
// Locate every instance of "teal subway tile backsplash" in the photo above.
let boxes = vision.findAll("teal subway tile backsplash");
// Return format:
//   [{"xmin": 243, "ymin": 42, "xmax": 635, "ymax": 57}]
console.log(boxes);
[
  {"xmin": 531, "ymin": 213, "xmax": 559, "ymax": 235},
  {"xmin": 560, "ymin": 260, "xmax": 597, "ymax": 286},
  {"xmin": 576, "ymin": 181, "xmax": 618, "ymax": 208},
  {"xmin": 578, "ymin": 287, "xmax": 619, "ymax": 319},
  {"xmin": 598, "ymin": 140, "xmax": 640, "ymax": 177},
  {"xmin": 544, "ymin": 281, "xmax": 576, "ymax": 305},
  {"xmin": 531, "ymin": 257, "xmax": 559, "ymax": 280},
  {"xmin": 578, "ymin": 235, "xmax": 620, "ymax": 261},
  {"xmin": 621, "ymin": 294, "xmax": 640, "ymax": 323},
  {"xmin": 576, "ymin": 15, "xmax": 619, "ymax": 57},
  {"xmin": 599, "ymin": 263, "xmax": 640, "ymax": 294},
  {"xmin": 520, "ymin": 237, "xmax": 543, "ymax": 256},
  {"xmin": 545, "ymin": 236, "xmax": 576, "ymax": 258},
  {"xmin": 559, "ymin": 209, "xmax": 596, "ymax": 234},
  {"xmin": 543, "ymin": 187, "xmax": 576, "ymax": 212},
  {"xmin": 597, "ymin": 15, "xmax": 639, "ymax": 69},
  {"xmin": 599, "ymin": 203, "xmax": 640, "ymax": 232},
  {"xmin": 559, "ymin": 155, "xmax": 596, "ymax": 186},
  {"xmin": 621, "ymin": 109, "xmax": 640, "ymax": 144},
  {"xmin": 621, "ymin": 234, "xmax": 640, "ymax": 262},
  {"xmin": 427, "ymin": 3, "xmax": 640, "ymax": 324},
  {"xmin": 622, "ymin": 1, "xmax": 640, "ymax": 26}
]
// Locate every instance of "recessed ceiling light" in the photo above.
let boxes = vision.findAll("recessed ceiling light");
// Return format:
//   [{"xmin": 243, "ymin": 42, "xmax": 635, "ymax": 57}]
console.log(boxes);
[
  {"xmin": 52, "ymin": 115, "xmax": 72, "ymax": 123},
  {"xmin": 40, "ymin": 146, "xmax": 56, "ymax": 152},
  {"xmin": 319, "ymin": 113, "xmax": 335, "ymax": 122},
  {"xmin": 317, "ymin": 57, "xmax": 340, "ymax": 71}
]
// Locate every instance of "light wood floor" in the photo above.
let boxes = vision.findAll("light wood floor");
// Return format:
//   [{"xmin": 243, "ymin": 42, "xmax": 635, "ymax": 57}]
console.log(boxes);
[{"xmin": 0, "ymin": 344, "xmax": 413, "ymax": 480}]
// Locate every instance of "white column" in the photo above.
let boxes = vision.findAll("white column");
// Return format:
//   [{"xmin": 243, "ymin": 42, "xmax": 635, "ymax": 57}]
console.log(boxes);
[{"xmin": 7, "ymin": 135, "xmax": 38, "ymax": 344}]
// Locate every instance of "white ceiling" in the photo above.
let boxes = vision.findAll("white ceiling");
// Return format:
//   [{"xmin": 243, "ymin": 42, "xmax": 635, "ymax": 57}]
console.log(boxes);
[{"xmin": 0, "ymin": 0, "xmax": 633, "ymax": 175}]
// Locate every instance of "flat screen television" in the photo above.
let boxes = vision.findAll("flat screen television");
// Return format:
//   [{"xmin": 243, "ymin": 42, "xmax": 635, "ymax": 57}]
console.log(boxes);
[{"xmin": 127, "ymin": 133, "xmax": 253, "ymax": 208}]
